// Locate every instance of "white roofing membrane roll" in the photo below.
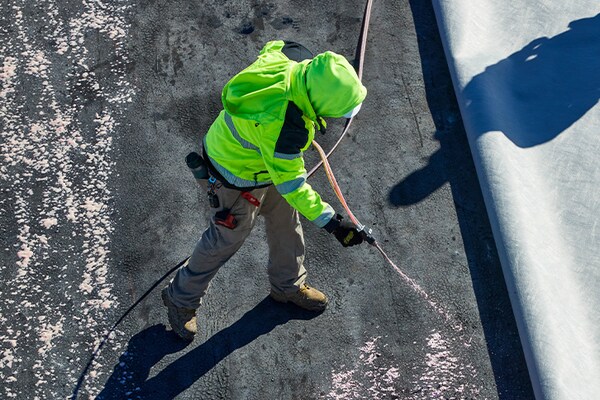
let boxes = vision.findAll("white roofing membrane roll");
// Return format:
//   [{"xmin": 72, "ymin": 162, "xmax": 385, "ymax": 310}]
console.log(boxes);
[{"xmin": 432, "ymin": 1, "xmax": 600, "ymax": 399}]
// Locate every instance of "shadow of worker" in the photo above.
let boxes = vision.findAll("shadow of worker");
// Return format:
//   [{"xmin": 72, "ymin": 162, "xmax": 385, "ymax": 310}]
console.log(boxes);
[
  {"xmin": 96, "ymin": 297, "xmax": 319, "ymax": 399},
  {"xmin": 462, "ymin": 13, "xmax": 600, "ymax": 148},
  {"xmin": 95, "ymin": 324, "xmax": 189, "ymax": 399}
]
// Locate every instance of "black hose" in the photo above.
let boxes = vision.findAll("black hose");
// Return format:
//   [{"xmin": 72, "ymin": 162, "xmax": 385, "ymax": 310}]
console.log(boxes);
[{"xmin": 71, "ymin": 257, "xmax": 189, "ymax": 399}]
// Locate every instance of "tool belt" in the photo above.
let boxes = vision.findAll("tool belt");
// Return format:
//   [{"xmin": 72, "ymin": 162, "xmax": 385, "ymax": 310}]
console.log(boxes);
[{"xmin": 202, "ymin": 146, "xmax": 271, "ymax": 191}]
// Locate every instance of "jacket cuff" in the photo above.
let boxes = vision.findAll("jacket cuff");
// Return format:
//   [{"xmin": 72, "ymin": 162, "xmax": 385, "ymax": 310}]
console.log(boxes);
[
  {"xmin": 322, "ymin": 214, "xmax": 341, "ymax": 233},
  {"xmin": 312, "ymin": 205, "xmax": 336, "ymax": 228}
]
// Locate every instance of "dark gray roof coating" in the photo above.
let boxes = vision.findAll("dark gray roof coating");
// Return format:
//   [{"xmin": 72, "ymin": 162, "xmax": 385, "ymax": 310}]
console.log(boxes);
[{"xmin": 0, "ymin": 0, "xmax": 533, "ymax": 398}]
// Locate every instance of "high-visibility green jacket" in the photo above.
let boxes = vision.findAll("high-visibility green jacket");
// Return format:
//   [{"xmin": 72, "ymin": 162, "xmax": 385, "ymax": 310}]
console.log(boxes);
[{"xmin": 203, "ymin": 40, "xmax": 367, "ymax": 227}]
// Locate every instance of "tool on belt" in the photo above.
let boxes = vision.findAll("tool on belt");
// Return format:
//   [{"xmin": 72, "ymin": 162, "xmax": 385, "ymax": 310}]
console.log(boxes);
[
  {"xmin": 187, "ymin": 152, "xmax": 262, "ymax": 230},
  {"xmin": 207, "ymin": 176, "xmax": 261, "ymax": 230}
]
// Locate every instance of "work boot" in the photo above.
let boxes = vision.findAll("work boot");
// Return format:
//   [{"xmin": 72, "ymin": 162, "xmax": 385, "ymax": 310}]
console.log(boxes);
[
  {"xmin": 270, "ymin": 283, "xmax": 328, "ymax": 311},
  {"xmin": 161, "ymin": 287, "xmax": 197, "ymax": 341}
]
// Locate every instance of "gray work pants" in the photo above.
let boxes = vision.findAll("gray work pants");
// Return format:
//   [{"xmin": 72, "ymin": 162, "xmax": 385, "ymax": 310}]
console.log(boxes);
[{"xmin": 167, "ymin": 182, "xmax": 307, "ymax": 309}]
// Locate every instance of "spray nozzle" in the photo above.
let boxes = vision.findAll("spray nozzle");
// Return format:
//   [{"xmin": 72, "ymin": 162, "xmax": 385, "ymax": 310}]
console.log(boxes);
[{"xmin": 357, "ymin": 225, "xmax": 376, "ymax": 245}]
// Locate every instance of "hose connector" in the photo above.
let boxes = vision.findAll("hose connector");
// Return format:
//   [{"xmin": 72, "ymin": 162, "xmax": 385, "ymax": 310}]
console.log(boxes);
[{"xmin": 357, "ymin": 225, "xmax": 376, "ymax": 245}]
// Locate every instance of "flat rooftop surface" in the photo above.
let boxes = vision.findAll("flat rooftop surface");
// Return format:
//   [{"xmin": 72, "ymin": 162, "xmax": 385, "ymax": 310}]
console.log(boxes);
[{"xmin": 0, "ymin": 0, "xmax": 534, "ymax": 398}]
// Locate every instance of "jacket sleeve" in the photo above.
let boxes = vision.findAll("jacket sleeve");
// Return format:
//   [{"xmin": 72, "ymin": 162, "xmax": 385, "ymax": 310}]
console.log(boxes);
[{"xmin": 259, "ymin": 103, "xmax": 335, "ymax": 227}]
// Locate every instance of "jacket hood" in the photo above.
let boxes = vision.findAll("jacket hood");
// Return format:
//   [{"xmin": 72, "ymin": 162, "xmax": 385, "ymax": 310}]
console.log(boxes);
[
  {"xmin": 305, "ymin": 51, "xmax": 367, "ymax": 118},
  {"xmin": 222, "ymin": 41, "xmax": 366, "ymax": 123}
]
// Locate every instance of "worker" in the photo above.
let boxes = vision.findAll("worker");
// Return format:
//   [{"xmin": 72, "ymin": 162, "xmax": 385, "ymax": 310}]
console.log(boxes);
[{"xmin": 162, "ymin": 40, "xmax": 367, "ymax": 340}]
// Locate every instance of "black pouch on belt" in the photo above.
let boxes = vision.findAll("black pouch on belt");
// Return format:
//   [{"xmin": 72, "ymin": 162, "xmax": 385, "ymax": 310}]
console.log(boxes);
[{"xmin": 207, "ymin": 176, "xmax": 220, "ymax": 208}]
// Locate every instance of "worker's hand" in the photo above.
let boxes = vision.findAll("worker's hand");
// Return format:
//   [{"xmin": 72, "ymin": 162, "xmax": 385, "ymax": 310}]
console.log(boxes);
[{"xmin": 323, "ymin": 214, "xmax": 364, "ymax": 247}]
